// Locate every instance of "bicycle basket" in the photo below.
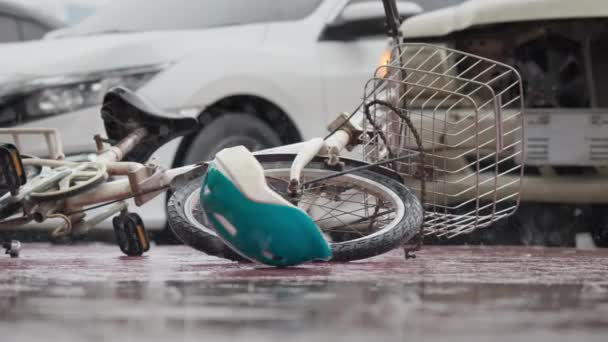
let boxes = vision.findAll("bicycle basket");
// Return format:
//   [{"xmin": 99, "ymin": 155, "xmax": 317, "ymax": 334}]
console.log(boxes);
[{"xmin": 359, "ymin": 43, "xmax": 525, "ymax": 238}]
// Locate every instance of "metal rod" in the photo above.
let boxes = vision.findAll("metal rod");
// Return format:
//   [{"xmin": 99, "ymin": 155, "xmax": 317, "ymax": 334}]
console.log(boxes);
[
  {"xmin": 71, "ymin": 201, "xmax": 128, "ymax": 237},
  {"xmin": 382, "ymin": 0, "xmax": 402, "ymax": 41},
  {"xmin": 324, "ymin": 208, "xmax": 396, "ymax": 231},
  {"xmin": 0, "ymin": 128, "xmax": 65, "ymax": 159},
  {"xmin": 97, "ymin": 127, "xmax": 148, "ymax": 162},
  {"xmin": 301, "ymin": 152, "xmax": 418, "ymax": 187}
]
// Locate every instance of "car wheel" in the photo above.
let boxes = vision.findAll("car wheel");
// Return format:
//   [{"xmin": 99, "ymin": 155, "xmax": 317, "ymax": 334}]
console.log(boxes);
[
  {"xmin": 517, "ymin": 203, "xmax": 577, "ymax": 247},
  {"xmin": 182, "ymin": 113, "xmax": 282, "ymax": 164},
  {"xmin": 591, "ymin": 205, "xmax": 608, "ymax": 247}
]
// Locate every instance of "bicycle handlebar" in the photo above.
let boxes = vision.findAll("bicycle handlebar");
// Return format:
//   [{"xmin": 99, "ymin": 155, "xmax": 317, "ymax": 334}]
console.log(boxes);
[{"xmin": 382, "ymin": 0, "xmax": 402, "ymax": 39}]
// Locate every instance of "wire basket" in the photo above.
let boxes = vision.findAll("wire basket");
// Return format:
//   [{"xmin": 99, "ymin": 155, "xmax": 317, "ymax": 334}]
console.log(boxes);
[{"xmin": 359, "ymin": 43, "xmax": 525, "ymax": 238}]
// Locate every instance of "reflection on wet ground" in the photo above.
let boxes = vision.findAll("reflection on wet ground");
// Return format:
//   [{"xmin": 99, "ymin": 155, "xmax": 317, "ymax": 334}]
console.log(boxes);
[{"xmin": 1, "ymin": 244, "xmax": 607, "ymax": 341}]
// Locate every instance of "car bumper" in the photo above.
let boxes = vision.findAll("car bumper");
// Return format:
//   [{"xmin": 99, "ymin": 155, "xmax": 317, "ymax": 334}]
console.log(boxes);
[
  {"xmin": 417, "ymin": 173, "xmax": 608, "ymax": 205},
  {"xmin": 519, "ymin": 174, "xmax": 608, "ymax": 203}
]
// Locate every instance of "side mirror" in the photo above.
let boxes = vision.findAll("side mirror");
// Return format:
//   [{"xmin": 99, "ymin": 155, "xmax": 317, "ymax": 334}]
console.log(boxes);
[
  {"xmin": 0, "ymin": 144, "xmax": 26, "ymax": 195},
  {"xmin": 322, "ymin": 1, "xmax": 422, "ymax": 41}
]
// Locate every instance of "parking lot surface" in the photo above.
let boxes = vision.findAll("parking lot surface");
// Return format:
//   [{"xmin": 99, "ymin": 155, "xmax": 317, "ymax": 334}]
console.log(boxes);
[{"xmin": 1, "ymin": 244, "xmax": 607, "ymax": 341}]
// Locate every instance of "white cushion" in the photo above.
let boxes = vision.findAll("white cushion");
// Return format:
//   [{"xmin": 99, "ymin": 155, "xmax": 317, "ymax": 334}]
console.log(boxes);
[{"xmin": 213, "ymin": 146, "xmax": 293, "ymax": 207}]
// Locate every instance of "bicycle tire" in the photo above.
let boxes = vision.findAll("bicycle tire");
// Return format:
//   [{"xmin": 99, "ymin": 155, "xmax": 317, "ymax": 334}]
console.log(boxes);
[{"xmin": 167, "ymin": 157, "xmax": 423, "ymax": 262}]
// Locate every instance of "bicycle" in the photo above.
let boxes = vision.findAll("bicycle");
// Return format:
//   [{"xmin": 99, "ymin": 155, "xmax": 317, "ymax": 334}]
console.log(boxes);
[
  {"xmin": 0, "ymin": 84, "xmax": 424, "ymax": 261},
  {"xmin": 0, "ymin": 0, "xmax": 524, "ymax": 263}
]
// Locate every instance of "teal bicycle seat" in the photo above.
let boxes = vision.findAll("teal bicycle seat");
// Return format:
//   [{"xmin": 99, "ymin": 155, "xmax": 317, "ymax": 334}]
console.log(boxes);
[{"xmin": 199, "ymin": 146, "xmax": 332, "ymax": 267}]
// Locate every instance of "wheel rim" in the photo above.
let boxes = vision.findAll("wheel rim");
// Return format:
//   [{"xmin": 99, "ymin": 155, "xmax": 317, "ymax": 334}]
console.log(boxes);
[{"xmin": 183, "ymin": 167, "xmax": 405, "ymax": 245}]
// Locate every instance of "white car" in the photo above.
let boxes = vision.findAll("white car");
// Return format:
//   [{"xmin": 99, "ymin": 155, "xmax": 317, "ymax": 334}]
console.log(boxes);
[
  {"xmin": 0, "ymin": 0, "xmax": 421, "ymax": 234},
  {"xmin": 13, "ymin": 0, "xmax": 107, "ymax": 25},
  {"xmin": 392, "ymin": 0, "xmax": 608, "ymax": 246}
]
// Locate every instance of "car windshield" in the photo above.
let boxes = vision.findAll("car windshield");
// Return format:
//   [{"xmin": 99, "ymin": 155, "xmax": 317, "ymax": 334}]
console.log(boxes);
[{"xmin": 67, "ymin": 0, "xmax": 323, "ymax": 36}]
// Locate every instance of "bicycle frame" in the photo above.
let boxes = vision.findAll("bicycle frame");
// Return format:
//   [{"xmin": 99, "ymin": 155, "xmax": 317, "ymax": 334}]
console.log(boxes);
[
  {"xmin": 0, "ymin": 127, "xmax": 199, "ymax": 233},
  {"xmin": 0, "ymin": 116, "xmax": 354, "ymax": 236},
  {"xmin": 0, "ymin": 128, "xmax": 65, "ymax": 160}
]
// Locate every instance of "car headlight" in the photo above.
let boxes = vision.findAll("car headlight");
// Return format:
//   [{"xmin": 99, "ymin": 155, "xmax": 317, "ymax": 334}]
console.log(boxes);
[
  {"xmin": 376, "ymin": 48, "xmax": 393, "ymax": 78},
  {"xmin": 0, "ymin": 64, "xmax": 167, "ymax": 124}
]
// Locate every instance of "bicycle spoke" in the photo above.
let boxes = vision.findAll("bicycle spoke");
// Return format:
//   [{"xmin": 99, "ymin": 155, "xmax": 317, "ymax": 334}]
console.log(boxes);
[
  {"xmin": 302, "ymin": 193, "xmax": 380, "ymax": 206},
  {"xmin": 367, "ymin": 200, "xmax": 384, "ymax": 231},
  {"xmin": 298, "ymin": 190, "xmax": 321, "ymax": 212},
  {"xmin": 300, "ymin": 191, "xmax": 380, "ymax": 209},
  {"xmin": 314, "ymin": 190, "xmax": 363, "ymax": 222},
  {"xmin": 298, "ymin": 200, "xmax": 383, "ymax": 221},
  {"xmin": 299, "ymin": 198, "xmax": 394, "ymax": 237},
  {"xmin": 189, "ymin": 169, "xmax": 401, "ymax": 245},
  {"xmin": 310, "ymin": 200, "xmax": 367, "ymax": 238}
]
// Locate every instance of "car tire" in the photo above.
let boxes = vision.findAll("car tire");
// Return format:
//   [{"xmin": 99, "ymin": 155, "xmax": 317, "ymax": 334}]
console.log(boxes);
[
  {"xmin": 591, "ymin": 205, "xmax": 608, "ymax": 248},
  {"xmin": 182, "ymin": 113, "xmax": 283, "ymax": 165},
  {"xmin": 516, "ymin": 203, "xmax": 577, "ymax": 247}
]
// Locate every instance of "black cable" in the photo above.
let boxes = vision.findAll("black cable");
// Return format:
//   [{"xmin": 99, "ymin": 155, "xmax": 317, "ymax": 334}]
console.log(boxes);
[
  {"xmin": 301, "ymin": 152, "xmax": 417, "ymax": 187},
  {"xmin": 65, "ymin": 185, "xmax": 169, "ymax": 215},
  {"xmin": 364, "ymin": 100, "xmax": 426, "ymax": 257}
]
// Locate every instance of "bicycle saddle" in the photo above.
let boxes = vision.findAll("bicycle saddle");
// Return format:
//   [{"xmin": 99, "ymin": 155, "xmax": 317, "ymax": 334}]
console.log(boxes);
[
  {"xmin": 101, "ymin": 86, "xmax": 199, "ymax": 162},
  {"xmin": 200, "ymin": 146, "xmax": 332, "ymax": 267}
]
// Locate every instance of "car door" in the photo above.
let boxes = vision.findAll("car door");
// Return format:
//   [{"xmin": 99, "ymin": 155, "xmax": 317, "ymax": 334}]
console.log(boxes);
[
  {"xmin": 0, "ymin": 15, "xmax": 20, "ymax": 43},
  {"xmin": 317, "ymin": 0, "xmax": 419, "ymax": 118},
  {"xmin": 18, "ymin": 20, "xmax": 50, "ymax": 41},
  {"xmin": 317, "ymin": 12, "xmax": 387, "ymax": 117},
  {"xmin": 319, "ymin": 36, "xmax": 387, "ymax": 117}
]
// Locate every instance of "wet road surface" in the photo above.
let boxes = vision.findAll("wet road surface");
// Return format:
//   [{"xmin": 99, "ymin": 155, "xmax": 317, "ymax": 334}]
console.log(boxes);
[{"xmin": 1, "ymin": 244, "xmax": 608, "ymax": 341}]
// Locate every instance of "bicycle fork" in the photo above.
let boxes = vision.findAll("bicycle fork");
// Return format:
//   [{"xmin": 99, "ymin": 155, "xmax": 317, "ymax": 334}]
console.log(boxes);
[{"xmin": 287, "ymin": 113, "xmax": 363, "ymax": 195}]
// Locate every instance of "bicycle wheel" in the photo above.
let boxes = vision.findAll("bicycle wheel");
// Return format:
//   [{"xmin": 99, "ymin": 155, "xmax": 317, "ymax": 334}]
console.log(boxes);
[{"xmin": 167, "ymin": 156, "xmax": 423, "ymax": 262}]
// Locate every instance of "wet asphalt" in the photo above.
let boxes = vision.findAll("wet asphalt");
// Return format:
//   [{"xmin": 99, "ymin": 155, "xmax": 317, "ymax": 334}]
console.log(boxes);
[{"xmin": 1, "ymin": 244, "xmax": 607, "ymax": 341}]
